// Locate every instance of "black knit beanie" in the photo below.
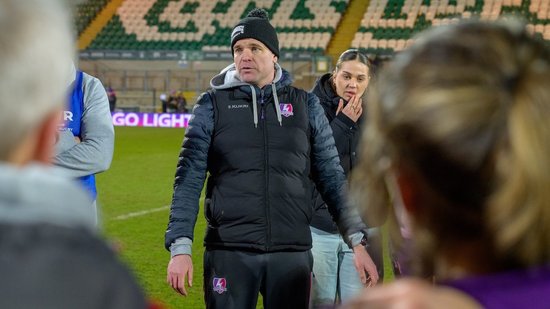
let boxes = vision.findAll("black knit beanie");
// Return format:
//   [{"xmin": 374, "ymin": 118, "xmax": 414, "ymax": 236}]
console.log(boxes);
[{"xmin": 230, "ymin": 8, "xmax": 280, "ymax": 58}]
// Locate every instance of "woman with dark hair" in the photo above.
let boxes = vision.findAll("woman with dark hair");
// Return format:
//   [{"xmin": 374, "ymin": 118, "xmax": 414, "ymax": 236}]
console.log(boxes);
[
  {"xmin": 344, "ymin": 20, "xmax": 550, "ymax": 308},
  {"xmin": 309, "ymin": 49, "xmax": 382, "ymax": 307}
]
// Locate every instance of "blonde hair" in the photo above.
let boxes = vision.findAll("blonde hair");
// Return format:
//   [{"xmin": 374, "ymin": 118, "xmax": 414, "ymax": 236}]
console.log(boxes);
[
  {"xmin": 0, "ymin": 0, "xmax": 74, "ymax": 159},
  {"xmin": 351, "ymin": 20, "xmax": 550, "ymax": 276}
]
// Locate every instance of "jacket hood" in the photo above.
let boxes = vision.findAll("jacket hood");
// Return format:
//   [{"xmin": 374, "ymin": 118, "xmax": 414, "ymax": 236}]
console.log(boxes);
[
  {"xmin": 0, "ymin": 163, "xmax": 96, "ymax": 230},
  {"xmin": 312, "ymin": 73, "xmax": 341, "ymax": 108},
  {"xmin": 210, "ymin": 62, "xmax": 286, "ymax": 90},
  {"xmin": 209, "ymin": 63, "xmax": 292, "ymax": 128}
]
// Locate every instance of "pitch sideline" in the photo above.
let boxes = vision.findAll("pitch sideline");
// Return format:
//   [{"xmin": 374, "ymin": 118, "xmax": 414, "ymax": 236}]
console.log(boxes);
[{"xmin": 112, "ymin": 205, "xmax": 170, "ymax": 221}]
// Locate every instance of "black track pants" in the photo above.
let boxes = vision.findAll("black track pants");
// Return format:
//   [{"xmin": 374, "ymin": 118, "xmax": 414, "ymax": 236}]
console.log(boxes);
[{"xmin": 203, "ymin": 249, "xmax": 313, "ymax": 309}]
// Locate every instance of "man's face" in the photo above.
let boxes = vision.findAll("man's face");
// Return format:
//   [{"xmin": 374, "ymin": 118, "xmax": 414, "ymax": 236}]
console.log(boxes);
[{"xmin": 233, "ymin": 38, "xmax": 277, "ymax": 88}]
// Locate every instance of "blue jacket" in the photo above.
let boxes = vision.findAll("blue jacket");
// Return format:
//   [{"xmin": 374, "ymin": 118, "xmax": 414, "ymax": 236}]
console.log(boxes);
[{"xmin": 66, "ymin": 70, "xmax": 96, "ymax": 198}]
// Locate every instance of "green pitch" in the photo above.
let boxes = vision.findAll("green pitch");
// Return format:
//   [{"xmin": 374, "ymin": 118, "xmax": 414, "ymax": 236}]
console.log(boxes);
[
  {"xmin": 96, "ymin": 126, "xmax": 206, "ymax": 308},
  {"xmin": 97, "ymin": 126, "xmax": 394, "ymax": 309}
]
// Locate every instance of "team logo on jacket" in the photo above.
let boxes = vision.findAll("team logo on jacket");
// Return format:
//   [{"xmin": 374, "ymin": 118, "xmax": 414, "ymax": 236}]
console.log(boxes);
[
  {"xmin": 279, "ymin": 103, "xmax": 294, "ymax": 117},
  {"xmin": 213, "ymin": 277, "xmax": 227, "ymax": 294}
]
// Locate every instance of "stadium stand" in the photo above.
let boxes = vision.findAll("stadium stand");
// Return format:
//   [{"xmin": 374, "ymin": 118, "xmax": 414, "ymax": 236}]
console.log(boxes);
[
  {"xmin": 352, "ymin": 0, "xmax": 550, "ymax": 55},
  {"xmin": 78, "ymin": 0, "xmax": 124, "ymax": 50},
  {"xmin": 80, "ymin": 0, "xmax": 550, "ymax": 56},
  {"xmin": 78, "ymin": 0, "xmax": 550, "ymax": 112},
  {"xmin": 75, "ymin": 0, "xmax": 109, "ymax": 35},
  {"xmin": 86, "ymin": 0, "xmax": 349, "ymax": 53}
]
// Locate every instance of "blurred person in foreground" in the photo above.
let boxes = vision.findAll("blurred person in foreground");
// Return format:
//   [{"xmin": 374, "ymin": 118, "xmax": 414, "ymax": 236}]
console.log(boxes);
[
  {"xmin": 165, "ymin": 8, "xmax": 377, "ymax": 308},
  {"xmin": 309, "ymin": 49, "xmax": 382, "ymax": 307},
  {"xmin": 343, "ymin": 20, "xmax": 550, "ymax": 309},
  {"xmin": 0, "ymin": 1, "xmax": 146, "ymax": 308}
]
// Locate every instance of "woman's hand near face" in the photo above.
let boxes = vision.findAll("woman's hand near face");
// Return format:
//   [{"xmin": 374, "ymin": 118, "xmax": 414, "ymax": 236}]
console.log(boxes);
[{"xmin": 336, "ymin": 95, "xmax": 362, "ymax": 122}]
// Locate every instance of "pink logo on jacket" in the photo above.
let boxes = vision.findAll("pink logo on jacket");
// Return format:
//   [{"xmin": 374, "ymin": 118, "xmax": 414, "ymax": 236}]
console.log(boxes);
[
  {"xmin": 279, "ymin": 103, "xmax": 294, "ymax": 117},
  {"xmin": 213, "ymin": 277, "xmax": 227, "ymax": 294}
]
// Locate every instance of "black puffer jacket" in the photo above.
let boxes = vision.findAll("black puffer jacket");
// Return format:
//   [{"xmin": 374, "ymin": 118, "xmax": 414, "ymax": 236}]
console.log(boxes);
[
  {"xmin": 165, "ymin": 65, "xmax": 366, "ymax": 252},
  {"xmin": 310, "ymin": 73, "xmax": 364, "ymax": 233}
]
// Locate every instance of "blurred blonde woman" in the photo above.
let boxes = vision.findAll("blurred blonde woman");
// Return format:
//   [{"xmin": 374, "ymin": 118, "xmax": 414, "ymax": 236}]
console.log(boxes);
[{"xmin": 345, "ymin": 20, "xmax": 550, "ymax": 308}]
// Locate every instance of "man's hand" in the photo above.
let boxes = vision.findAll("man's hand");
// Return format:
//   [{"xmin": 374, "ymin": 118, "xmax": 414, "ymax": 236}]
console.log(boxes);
[
  {"xmin": 340, "ymin": 278, "xmax": 482, "ymax": 309},
  {"xmin": 167, "ymin": 254, "xmax": 193, "ymax": 296},
  {"xmin": 352, "ymin": 245, "xmax": 379, "ymax": 286}
]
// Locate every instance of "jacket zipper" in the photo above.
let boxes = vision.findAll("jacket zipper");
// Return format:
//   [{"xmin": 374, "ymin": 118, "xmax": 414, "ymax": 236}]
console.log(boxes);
[
  {"xmin": 260, "ymin": 90, "xmax": 266, "ymax": 120},
  {"xmin": 260, "ymin": 88, "xmax": 271, "ymax": 250}
]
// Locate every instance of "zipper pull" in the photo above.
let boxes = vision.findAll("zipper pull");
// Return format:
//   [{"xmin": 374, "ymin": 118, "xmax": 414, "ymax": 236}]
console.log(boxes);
[{"xmin": 260, "ymin": 88, "xmax": 265, "ymax": 120}]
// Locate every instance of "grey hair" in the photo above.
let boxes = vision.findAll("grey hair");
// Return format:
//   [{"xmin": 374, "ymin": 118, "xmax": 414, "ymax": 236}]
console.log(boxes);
[{"xmin": 0, "ymin": 0, "xmax": 75, "ymax": 159}]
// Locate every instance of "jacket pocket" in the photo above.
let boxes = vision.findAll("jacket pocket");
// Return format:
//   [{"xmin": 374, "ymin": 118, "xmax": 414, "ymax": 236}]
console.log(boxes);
[{"xmin": 204, "ymin": 195, "xmax": 221, "ymax": 227}]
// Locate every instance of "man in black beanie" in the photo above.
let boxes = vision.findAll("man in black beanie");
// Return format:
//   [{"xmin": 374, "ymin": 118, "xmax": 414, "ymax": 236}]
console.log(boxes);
[{"xmin": 165, "ymin": 8, "xmax": 378, "ymax": 308}]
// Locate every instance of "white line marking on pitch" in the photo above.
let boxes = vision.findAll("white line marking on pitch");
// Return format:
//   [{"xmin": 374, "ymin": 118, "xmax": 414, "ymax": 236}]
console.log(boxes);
[{"xmin": 112, "ymin": 205, "xmax": 170, "ymax": 221}]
